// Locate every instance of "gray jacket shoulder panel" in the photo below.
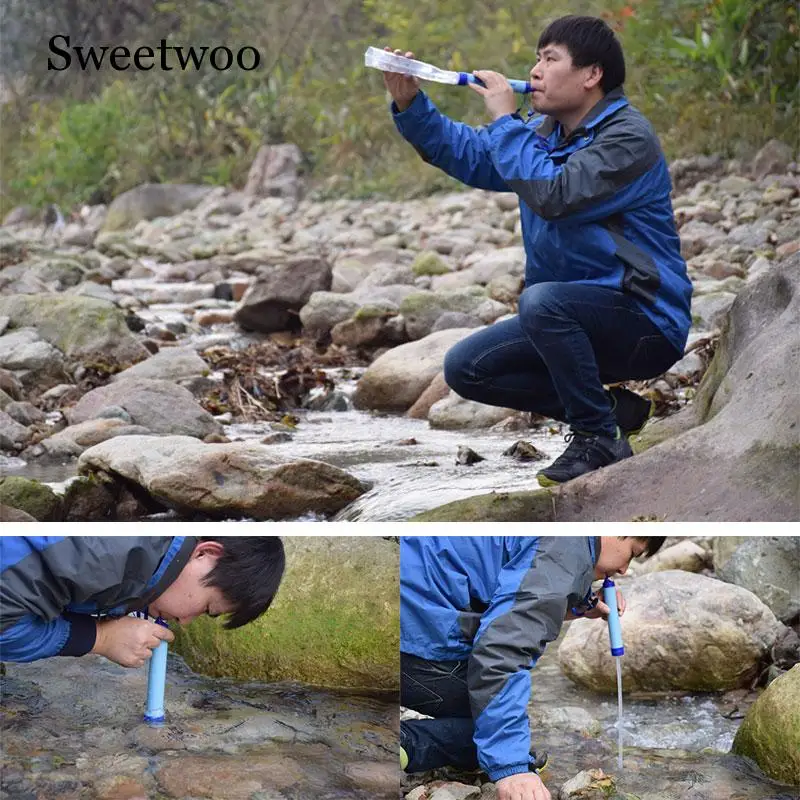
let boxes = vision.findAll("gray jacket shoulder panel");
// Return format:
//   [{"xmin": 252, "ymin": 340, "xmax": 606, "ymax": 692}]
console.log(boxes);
[{"xmin": 508, "ymin": 104, "xmax": 663, "ymax": 221}]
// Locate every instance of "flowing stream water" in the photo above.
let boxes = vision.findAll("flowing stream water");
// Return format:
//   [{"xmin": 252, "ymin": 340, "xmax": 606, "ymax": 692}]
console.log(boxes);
[
  {"xmin": 1, "ymin": 654, "xmax": 398, "ymax": 800},
  {"xmin": 405, "ymin": 625, "xmax": 797, "ymax": 799}
]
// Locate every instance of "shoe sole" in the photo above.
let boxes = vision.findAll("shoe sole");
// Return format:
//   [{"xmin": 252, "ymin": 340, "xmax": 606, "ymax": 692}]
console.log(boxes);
[{"xmin": 536, "ymin": 474, "xmax": 561, "ymax": 488}]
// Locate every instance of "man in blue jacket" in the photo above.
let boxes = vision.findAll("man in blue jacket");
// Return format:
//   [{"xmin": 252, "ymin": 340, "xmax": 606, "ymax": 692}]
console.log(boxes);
[
  {"xmin": 400, "ymin": 536, "xmax": 664, "ymax": 800},
  {"xmin": 384, "ymin": 16, "xmax": 692, "ymax": 486},
  {"xmin": 0, "ymin": 537, "xmax": 284, "ymax": 666}
]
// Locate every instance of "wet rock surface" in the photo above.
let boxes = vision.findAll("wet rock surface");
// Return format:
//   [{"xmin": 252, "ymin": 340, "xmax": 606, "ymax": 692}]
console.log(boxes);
[{"xmin": 1, "ymin": 654, "xmax": 398, "ymax": 799}]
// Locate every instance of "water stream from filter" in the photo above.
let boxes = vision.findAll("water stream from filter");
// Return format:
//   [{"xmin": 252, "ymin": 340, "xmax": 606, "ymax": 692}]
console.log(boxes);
[{"xmin": 614, "ymin": 655, "xmax": 624, "ymax": 771}]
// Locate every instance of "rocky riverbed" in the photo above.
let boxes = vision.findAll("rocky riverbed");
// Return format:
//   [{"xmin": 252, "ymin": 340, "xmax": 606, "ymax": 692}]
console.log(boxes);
[
  {"xmin": 1, "ymin": 654, "xmax": 398, "ymax": 800},
  {"xmin": 0, "ymin": 139, "xmax": 797, "ymax": 521}
]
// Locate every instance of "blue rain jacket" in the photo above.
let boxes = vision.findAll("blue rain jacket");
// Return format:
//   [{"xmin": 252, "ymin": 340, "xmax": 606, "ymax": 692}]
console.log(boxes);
[
  {"xmin": 401, "ymin": 536, "xmax": 599, "ymax": 782},
  {"xmin": 0, "ymin": 536, "xmax": 197, "ymax": 662},
  {"xmin": 393, "ymin": 89, "xmax": 692, "ymax": 354}
]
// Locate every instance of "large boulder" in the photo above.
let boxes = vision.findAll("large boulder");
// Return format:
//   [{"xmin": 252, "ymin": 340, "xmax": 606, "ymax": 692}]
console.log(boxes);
[
  {"xmin": 0, "ymin": 295, "xmax": 148, "ymax": 363},
  {"xmin": 78, "ymin": 435, "xmax": 366, "ymax": 520},
  {"xmin": 558, "ymin": 571, "xmax": 782, "ymax": 693},
  {"xmin": 68, "ymin": 379, "xmax": 222, "ymax": 438},
  {"xmin": 103, "ymin": 183, "xmax": 214, "ymax": 231},
  {"xmin": 715, "ymin": 537, "xmax": 800, "ymax": 623},
  {"xmin": 353, "ymin": 328, "xmax": 473, "ymax": 412},
  {"xmin": 171, "ymin": 537, "xmax": 398, "ymax": 688},
  {"xmin": 415, "ymin": 253, "xmax": 800, "ymax": 521},
  {"xmin": 234, "ymin": 257, "xmax": 332, "ymax": 333},
  {"xmin": 732, "ymin": 664, "xmax": 800, "ymax": 785}
]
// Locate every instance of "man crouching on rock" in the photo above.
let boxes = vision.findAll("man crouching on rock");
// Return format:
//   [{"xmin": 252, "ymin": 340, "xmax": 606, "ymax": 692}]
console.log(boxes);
[
  {"xmin": 400, "ymin": 535, "xmax": 665, "ymax": 800},
  {"xmin": 0, "ymin": 537, "xmax": 285, "ymax": 665},
  {"xmin": 383, "ymin": 15, "xmax": 692, "ymax": 487}
]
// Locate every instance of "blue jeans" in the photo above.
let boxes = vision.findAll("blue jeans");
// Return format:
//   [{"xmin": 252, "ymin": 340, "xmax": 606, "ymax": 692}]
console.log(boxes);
[
  {"xmin": 401, "ymin": 652, "xmax": 479, "ymax": 773},
  {"xmin": 444, "ymin": 283, "xmax": 681, "ymax": 437}
]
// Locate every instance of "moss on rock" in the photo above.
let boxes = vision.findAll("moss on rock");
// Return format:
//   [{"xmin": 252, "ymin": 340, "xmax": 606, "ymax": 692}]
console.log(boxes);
[
  {"xmin": 732, "ymin": 665, "xmax": 800, "ymax": 785},
  {"xmin": 0, "ymin": 476, "xmax": 62, "ymax": 521},
  {"xmin": 411, "ymin": 251, "xmax": 451, "ymax": 276},
  {"xmin": 170, "ymin": 537, "xmax": 399, "ymax": 690},
  {"xmin": 412, "ymin": 489, "xmax": 557, "ymax": 521}
]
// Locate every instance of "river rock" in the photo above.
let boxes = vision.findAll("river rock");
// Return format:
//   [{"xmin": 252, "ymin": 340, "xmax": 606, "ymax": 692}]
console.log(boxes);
[
  {"xmin": 429, "ymin": 784, "xmax": 481, "ymax": 800},
  {"xmin": 103, "ymin": 183, "xmax": 214, "ymax": 231},
  {"xmin": 0, "ymin": 476, "xmax": 62, "ymax": 520},
  {"xmin": 751, "ymin": 139, "xmax": 794, "ymax": 181},
  {"xmin": 0, "ymin": 367, "xmax": 23, "ymax": 399},
  {"xmin": 712, "ymin": 537, "xmax": 751, "ymax": 572},
  {"xmin": 400, "ymin": 287, "xmax": 488, "ymax": 340},
  {"xmin": 634, "ymin": 540, "xmax": 710, "ymax": 575},
  {"xmin": 234, "ymin": 256, "xmax": 332, "ymax": 332},
  {"xmin": 715, "ymin": 537, "xmax": 800, "ymax": 623},
  {"xmin": 428, "ymin": 392, "xmax": 515, "ymax": 429},
  {"xmin": 407, "ymin": 372, "xmax": 451, "ymax": 419},
  {"xmin": 36, "ymin": 418, "xmax": 152, "ymax": 459},
  {"xmin": 110, "ymin": 347, "xmax": 209, "ymax": 385},
  {"xmin": 78, "ymin": 435, "xmax": 366, "ymax": 520},
  {"xmin": 330, "ymin": 307, "xmax": 403, "ymax": 349},
  {"xmin": 2, "ymin": 205, "xmax": 38, "ymax": 226},
  {"xmin": 68, "ymin": 379, "xmax": 222, "ymax": 438},
  {"xmin": 353, "ymin": 328, "xmax": 473, "ymax": 412},
  {"xmin": 172, "ymin": 537, "xmax": 397, "ymax": 688},
  {"xmin": 0, "ymin": 294, "xmax": 148, "ymax": 363},
  {"xmin": 244, "ymin": 143, "xmax": 303, "ymax": 201},
  {"xmin": 0, "ymin": 328, "xmax": 65, "ymax": 382},
  {"xmin": 299, "ymin": 291, "xmax": 361, "ymax": 338},
  {"xmin": 0, "ymin": 503, "xmax": 37, "ymax": 521},
  {"xmin": 732, "ymin": 664, "xmax": 800, "ymax": 785},
  {"xmin": 0, "ymin": 409, "xmax": 31, "ymax": 450},
  {"xmin": 558, "ymin": 571, "xmax": 782, "ymax": 693}
]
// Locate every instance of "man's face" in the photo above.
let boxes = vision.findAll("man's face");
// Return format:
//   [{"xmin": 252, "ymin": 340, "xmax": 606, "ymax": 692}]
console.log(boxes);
[
  {"xmin": 147, "ymin": 542, "xmax": 234, "ymax": 625},
  {"xmin": 594, "ymin": 537, "xmax": 648, "ymax": 580},
  {"xmin": 528, "ymin": 43, "xmax": 598, "ymax": 115}
]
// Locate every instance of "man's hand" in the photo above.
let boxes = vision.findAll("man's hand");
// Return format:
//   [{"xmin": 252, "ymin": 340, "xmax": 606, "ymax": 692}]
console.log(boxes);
[
  {"xmin": 584, "ymin": 588, "xmax": 626, "ymax": 620},
  {"xmin": 381, "ymin": 47, "xmax": 420, "ymax": 112},
  {"xmin": 468, "ymin": 70, "xmax": 517, "ymax": 121},
  {"xmin": 91, "ymin": 617, "xmax": 174, "ymax": 668},
  {"xmin": 496, "ymin": 772, "xmax": 551, "ymax": 800}
]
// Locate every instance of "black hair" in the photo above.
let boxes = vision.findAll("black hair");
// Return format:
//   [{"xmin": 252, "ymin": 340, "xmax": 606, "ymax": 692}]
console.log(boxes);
[
  {"xmin": 537, "ymin": 15, "xmax": 626, "ymax": 94},
  {"xmin": 626, "ymin": 536, "xmax": 666, "ymax": 558},
  {"xmin": 200, "ymin": 537, "xmax": 285, "ymax": 629}
]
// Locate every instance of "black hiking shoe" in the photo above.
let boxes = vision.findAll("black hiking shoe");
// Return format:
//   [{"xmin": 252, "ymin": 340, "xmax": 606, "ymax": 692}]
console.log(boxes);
[
  {"xmin": 607, "ymin": 385, "xmax": 653, "ymax": 438},
  {"xmin": 536, "ymin": 429, "xmax": 633, "ymax": 487}
]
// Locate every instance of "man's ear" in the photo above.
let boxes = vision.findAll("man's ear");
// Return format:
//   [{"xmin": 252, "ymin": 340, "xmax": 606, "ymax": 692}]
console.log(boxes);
[
  {"xmin": 584, "ymin": 64, "xmax": 603, "ymax": 91},
  {"xmin": 193, "ymin": 540, "xmax": 225, "ymax": 561}
]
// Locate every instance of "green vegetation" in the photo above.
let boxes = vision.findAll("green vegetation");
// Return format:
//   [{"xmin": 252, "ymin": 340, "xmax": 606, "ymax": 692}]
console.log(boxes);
[{"xmin": 0, "ymin": 0, "xmax": 796, "ymax": 215}]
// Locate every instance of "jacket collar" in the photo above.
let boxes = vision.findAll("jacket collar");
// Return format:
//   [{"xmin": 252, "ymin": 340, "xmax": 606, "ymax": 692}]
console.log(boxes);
[{"xmin": 534, "ymin": 87, "xmax": 628, "ymax": 142}]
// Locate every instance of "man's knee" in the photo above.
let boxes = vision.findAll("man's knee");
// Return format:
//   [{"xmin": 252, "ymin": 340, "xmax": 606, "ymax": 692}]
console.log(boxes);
[
  {"xmin": 443, "ymin": 342, "xmax": 470, "ymax": 394},
  {"xmin": 518, "ymin": 282, "xmax": 564, "ymax": 328}
]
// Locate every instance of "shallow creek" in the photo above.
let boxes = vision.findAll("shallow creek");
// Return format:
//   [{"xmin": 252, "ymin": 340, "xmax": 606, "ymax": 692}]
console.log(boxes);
[{"xmin": 1, "ymin": 654, "xmax": 398, "ymax": 799}]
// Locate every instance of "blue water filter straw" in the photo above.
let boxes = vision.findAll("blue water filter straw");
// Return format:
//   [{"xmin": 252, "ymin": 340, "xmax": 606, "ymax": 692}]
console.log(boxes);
[
  {"xmin": 143, "ymin": 617, "xmax": 169, "ymax": 725},
  {"xmin": 602, "ymin": 577, "xmax": 625, "ymax": 656}
]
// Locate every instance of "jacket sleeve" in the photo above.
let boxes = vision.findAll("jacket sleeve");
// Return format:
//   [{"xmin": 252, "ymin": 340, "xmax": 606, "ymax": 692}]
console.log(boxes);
[
  {"xmin": 467, "ymin": 537, "xmax": 588, "ymax": 782},
  {"xmin": 392, "ymin": 91, "xmax": 512, "ymax": 193},
  {"xmin": 0, "ymin": 612, "xmax": 97, "ymax": 662},
  {"xmin": 484, "ymin": 113, "xmax": 663, "ymax": 224}
]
